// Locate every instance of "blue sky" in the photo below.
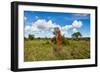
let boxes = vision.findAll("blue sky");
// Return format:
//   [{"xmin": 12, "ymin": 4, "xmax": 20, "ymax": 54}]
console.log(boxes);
[{"xmin": 24, "ymin": 11, "xmax": 90, "ymax": 38}]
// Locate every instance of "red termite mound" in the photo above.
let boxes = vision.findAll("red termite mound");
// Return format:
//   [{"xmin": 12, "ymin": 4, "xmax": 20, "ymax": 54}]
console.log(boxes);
[{"xmin": 54, "ymin": 27, "xmax": 62, "ymax": 50}]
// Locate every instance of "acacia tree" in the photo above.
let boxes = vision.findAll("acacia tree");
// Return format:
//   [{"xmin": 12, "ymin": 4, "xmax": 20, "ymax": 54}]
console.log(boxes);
[{"xmin": 72, "ymin": 32, "xmax": 82, "ymax": 39}]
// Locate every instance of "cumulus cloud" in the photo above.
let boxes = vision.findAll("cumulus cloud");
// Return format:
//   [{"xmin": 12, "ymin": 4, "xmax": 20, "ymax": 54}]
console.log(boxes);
[
  {"xmin": 62, "ymin": 20, "xmax": 83, "ymax": 31},
  {"xmin": 62, "ymin": 25, "xmax": 72, "ymax": 30},
  {"xmin": 24, "ymin": 19, "xmax": 83, "ymax": 38},
  {"xmin": 35, "ymin": 19, "xmax": 53, "ymax": 29},
  {"xmin": 72, "ymin": 20, "xmax": 83, "ymax": 28},
  {"xmin": 24, "ymin": 25, "xmax": 31, "ymax": 38},
  {"xmin": 25, "ymin": 25, "xmax": 31, "ymax": 31},
  {"xmin": 25, "ymin": 19, "xmax": 60, "ymax": 38},
  {"xmin": 33, "ymin": 19, "xmax": 61, "ymax": 30},
  {"xmin": 30, "ymin": 19, "xmax": 61, "ymax": 34}
]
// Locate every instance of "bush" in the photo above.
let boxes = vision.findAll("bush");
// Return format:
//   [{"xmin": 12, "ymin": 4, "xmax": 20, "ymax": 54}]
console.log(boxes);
[
  {"xmin": 51, "ymin": 37, "xmax": 56, "ymax": 44},
  {"xmin": 45, "ymin": 40, "xmax": 50, "ymax": 44},
  {"xmin": 62, "ymin": 36, "xmax": 70, "ymax": 45},
  {"xmin": 29, "ymin": 34, "xmax": 34, "ymax": 40}
]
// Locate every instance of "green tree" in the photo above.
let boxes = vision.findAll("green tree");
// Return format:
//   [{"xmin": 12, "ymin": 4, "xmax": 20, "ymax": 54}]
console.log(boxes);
[
  {"xmin": 29, "ymin": 34, "xmax": 34, "ymax": 40},
  {"xmin": 72, "ymin": 32, "xmax": 82, "ymax": 39}
]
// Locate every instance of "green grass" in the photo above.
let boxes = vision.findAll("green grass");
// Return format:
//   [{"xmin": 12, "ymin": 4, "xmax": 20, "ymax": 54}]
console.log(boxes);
[{"xmin": 24, "ymin": 38, "xmax": 90, "ymax": 62}]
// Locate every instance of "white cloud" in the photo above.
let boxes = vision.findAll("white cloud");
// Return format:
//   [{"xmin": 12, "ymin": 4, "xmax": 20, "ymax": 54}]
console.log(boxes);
[
  {"xmin": 32, "ymin": 19, "xmax": 53, "ymax": 29},
  {"xmin": 24, "ymin": 19, "xmax": 83, "ymax": 38},
  {"xmin": 24, "ymin": 25, "xmax": 31, "ymax": 38},
  {"xmin": 25, "ymin": 25, "xmax": 31, "ymax": 31},
  {"xmin": 40, "ymin": 20, "xmax": 52, "ymax": 29},
  {"xmin": 31, "ymin": 19, "xmax": 61, "ymax": 30},
  {"xmin": 41, "ymin": 20, "xmax": 60, "ymax": 29},
  {"xmin": 73, "ymin": 28, "xmax": 78, "ymax": 33},
  {"xmin": 62, "ymin": 25, "xmax": 72, "ymax": 30},
  {"xmin": 72, "ymin": 20, "xmax": 83, "ymax": 28},
  {"xmin": 61, "ymin": 20, "xmax": 83, "ymax": 31},
  {"xmin": 24, "ymin": 19, "xmax": 59, "ymax": 38}
]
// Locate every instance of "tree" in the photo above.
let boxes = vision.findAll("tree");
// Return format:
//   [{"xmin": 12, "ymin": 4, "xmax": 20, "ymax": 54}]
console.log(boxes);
[
  {"xmin": 29, "ymin": 34, "xmax": 34, "ymax": 40},
  {"xmin": 72, "ymin": 32, "xmax": 82, "ymax": 39}
]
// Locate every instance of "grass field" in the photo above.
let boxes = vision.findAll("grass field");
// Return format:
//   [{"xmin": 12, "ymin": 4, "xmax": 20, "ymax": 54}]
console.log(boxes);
[{"xmin": 24, "ymin": 38, "xmax": 90, "ymax": 62}]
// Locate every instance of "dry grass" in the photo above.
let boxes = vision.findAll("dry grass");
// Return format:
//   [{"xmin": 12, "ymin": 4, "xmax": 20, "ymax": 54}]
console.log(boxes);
[{"xmin": 24, "ymin": 39, "xmax": 90, "ymax": 62}]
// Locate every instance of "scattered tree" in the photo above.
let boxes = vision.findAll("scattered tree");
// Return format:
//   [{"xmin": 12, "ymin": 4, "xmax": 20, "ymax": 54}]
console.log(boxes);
[
  {"xmin": 29, "ymin": 34, "xmax": 34, "ymax": 40},
  {"xmin": 72, "ymin": 32, "xmax": 82, "ymax": 39}
]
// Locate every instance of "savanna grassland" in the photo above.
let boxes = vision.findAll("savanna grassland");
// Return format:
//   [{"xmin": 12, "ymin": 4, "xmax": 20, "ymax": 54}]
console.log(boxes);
[{"xmin": 24, "ymin": 38, "xmax": 90, "ymax": 62}]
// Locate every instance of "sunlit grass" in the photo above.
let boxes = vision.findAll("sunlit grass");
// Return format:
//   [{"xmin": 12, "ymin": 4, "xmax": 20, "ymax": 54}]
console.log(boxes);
[{"xmin": 24, "ymin": 39, "xmax": 90, "ymax": 62}]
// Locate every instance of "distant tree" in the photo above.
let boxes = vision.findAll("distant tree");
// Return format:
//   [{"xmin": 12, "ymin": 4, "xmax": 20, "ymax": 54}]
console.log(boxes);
[
  {"xmin": 72, "ymin": 32, "xmax": 82, "ymax": 39},
  {"xmin": 29, "ymin": 34, "xmax": 34, "ymax": 40}
]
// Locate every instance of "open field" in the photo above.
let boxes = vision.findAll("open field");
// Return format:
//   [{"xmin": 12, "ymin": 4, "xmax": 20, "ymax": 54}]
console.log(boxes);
[{"xmin": 24, "ymin": 38, "xmax": 90, "ymax": 62}]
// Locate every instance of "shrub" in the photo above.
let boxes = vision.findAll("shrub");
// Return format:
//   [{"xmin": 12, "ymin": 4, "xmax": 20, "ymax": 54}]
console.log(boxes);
[
  {"xmin": 29, "ymin": 34, "xmax": 34, "ymax": 40},
  {"xmin": 62, "ymin": 35, "xmax": 70, "ymax": 45},
  {"xmin": 45, "ymin": 40, "xmax": 50, "ymax": 44}
]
